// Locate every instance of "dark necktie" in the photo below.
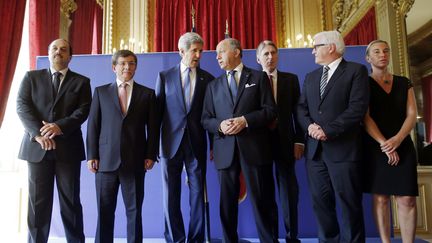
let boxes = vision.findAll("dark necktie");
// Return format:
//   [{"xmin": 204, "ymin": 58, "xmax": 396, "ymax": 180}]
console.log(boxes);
[
  {"xmin": 229, "ymin": 70, "xmax": 237, "ymax": 101},
  {"xmin": 53, "ymin": 72, "xmax": 61, "ymax": 96},
  {"xmin": 320, "ymin": 66, "xmax": 330, "ymax": 98},
  {"xmin": 268, "ymin": 74, "xmax": 275, "ymax": 97},
  {"xmin": 184, "ymin": 68, "xmax": 191, "ymax": 111},
  {"xmin": 119, "ymin": 83, "xmax": 128, "ymax": 115}
]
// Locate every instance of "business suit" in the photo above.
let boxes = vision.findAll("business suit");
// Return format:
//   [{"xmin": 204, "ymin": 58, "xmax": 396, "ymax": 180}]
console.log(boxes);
[
  {"xmin": 155, "ymin": 64, "xmax": 214, "ymax": 243},
  {"xmin": 17, "ymin": 68, "xmax": 91, "ymax": 243},
  {"xmin": 270, "ymin": 71, "xmax": 303, "ymax": 243},
  {"xmin": 86, "ymin": 81, "xmax": 158, "ymax": 243},
  {"xmin": 201, "ymin": 65, "xmax": 278, "ymax": 243},
  {"xmin": 296, "ymin": 59, "xmax": 369, "ymax": 242}
]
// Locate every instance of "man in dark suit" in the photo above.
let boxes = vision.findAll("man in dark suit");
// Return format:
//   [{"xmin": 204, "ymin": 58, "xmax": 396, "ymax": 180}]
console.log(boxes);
[
  {"xmin": 155, "ymin": 32, "xmax": 214, "ymax": 243},
  {"xmin": 256, "ymin": 40, "xmax": 303, "ymax": 243},
  {"xmin": 296, "ymin": 30, "xmax": 369, "ymax": 242},
  {"xmin": 201, "ymin": 38, "xmax": 278, "ymax": 243},
  {"xmin": 16, "ymin": 39, "xmax": 91, "ymax": 243},
  {"xmin": 86, "ymin": 50, "xmax": 159, "ymax": 243}
]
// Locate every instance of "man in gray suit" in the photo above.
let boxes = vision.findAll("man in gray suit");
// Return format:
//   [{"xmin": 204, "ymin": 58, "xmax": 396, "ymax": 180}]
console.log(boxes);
[{"xmin": 17, "ymin": 39, "xmax": 91, "ymax": 243}]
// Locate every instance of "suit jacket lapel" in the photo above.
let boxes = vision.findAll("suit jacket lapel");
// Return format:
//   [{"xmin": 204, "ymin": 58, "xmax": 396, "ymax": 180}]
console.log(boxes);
[
  {"xmin": 276, "ymin": 71, "xmax": 284, "ymax": 104},
  {"xmin": 127, "ymin": 83, "xmax": 140, "ymax": 116},
  {"xmin": 191, "ymin": 68, "xmax": 205, "ymax": 110},
  {"xmin": 171, "ymin": 65, "xmax": 188, "ymax": 113},
  {"xmin": 234, "ymin": 67, "xmax": 251, "ymax": 110},
  {"xmin": 109, "ymin": 82, "xmax": 123, "ymax": 115},
  {"xmin": 320, "ymin": 59, "xmax": 346, "ymax": 102},
  {"xmin": 44, "ymin": 69, "xmax": 56, "ymax": 102}
]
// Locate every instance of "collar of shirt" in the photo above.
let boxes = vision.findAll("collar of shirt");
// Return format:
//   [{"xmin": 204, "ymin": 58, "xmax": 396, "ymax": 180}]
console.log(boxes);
[
  {"xmin": 180, "ymin": 62, "xmax": 197, "ymax": 88},
  {"xmin": 116, "ymin": 79, "xmax": 134, "ymax": 88},
  {"xmin": 325, "ymin": 57, "xmax": 342, "ymax": 82},
  {"xmin": 50, "ymin": 67, "xmax": 68, "ymax": 82},
  {"xmin": 226, "ymin": 62, "xmax": 244, "ymax": 84}
]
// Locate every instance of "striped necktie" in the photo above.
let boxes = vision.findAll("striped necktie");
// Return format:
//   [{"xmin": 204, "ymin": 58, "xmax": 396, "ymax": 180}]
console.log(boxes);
[{"xmin": 320, "ymin": 66, "xmax": 330, "ymax": 98}]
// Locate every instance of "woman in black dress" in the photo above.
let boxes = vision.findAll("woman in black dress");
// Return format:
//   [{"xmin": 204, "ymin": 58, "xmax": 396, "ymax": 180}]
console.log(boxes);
[{"xmin": 364, "ymin": 40, "xmax": 418, "ymax": 243}]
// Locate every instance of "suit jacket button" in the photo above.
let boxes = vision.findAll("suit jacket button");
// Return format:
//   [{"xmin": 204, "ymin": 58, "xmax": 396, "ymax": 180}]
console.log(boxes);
[{"xmin": 318, "ymin": 111, "xmax": 322, "ymax": 114}]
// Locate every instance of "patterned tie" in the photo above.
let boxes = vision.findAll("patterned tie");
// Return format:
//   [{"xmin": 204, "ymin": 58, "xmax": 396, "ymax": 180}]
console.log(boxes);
[
  {"xmin": 229, "ymin": 70, "xmax": 237, "ymax": 101},
  {"xmin": 184, "ymin": 68, "xmax": 191, "ymax": 111},
  {"xmin": 53, "ymin": 72, "xmax": 61, "ymax": 97},
  {"xmin": 118, "ymin": 83, "xmax": 128, "ymax": 115},
  {"xmin": 320, "ymin": 66, "xmax": 330, "ymax": 98}
]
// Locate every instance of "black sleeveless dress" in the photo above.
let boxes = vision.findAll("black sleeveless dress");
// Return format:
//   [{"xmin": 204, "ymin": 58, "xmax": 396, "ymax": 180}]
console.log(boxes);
[{"xmin": 363, "ymin": 75, "xmax": 418, "ymax": 196}]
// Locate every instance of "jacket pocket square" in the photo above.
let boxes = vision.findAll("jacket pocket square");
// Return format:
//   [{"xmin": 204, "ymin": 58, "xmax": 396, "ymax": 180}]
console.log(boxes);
[{"xmin": 245, "ymin": 83, "xmax": 256, "ymax": 88}]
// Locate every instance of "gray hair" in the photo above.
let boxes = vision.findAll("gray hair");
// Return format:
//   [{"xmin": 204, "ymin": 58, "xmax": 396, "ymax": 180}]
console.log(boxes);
[
  {"xmin": 314, "ymin": 30, "xmax": 345, "ymax": 55},
  {"xmin": 224, "ymin": 38, "xmax": 242, "ymax": 57},
  {"xmin": 178, "ymin": 32, "xmax": 204, "ymax": 51},
  {"xmin": 256, "ymin": 40, "xmax": 278, "ymax": 58}
]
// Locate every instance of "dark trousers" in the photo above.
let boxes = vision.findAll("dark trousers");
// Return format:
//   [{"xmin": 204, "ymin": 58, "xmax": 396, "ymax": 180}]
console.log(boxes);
[
  {"xmin": 274, "ymin": 158, "xmax": 300, "ymax": 243},
  {"xmin": 27, "ymin": 151, "xmax": 84, "ymax": 243},
  {"xmin": 306, "ymin": 155, "xmax": 365, "ymax": 243},
  {"xmin": 95, "ymin": 167, "xmax": 145, "ymax": 243},
  {"xmin": 218, "ymin": 147, "xmax": 278, "ymax": 243},
  {"xmin": 161, "ymin": 133, "xmax": 205, "ymax": 243}
]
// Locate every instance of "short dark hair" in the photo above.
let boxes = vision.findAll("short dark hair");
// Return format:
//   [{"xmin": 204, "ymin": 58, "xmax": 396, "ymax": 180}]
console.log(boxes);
[
  {"xmin": 48, "ymin": 39, "xmax": 73, "ymax": 56},
  {"xmin": 112, "ymin": 49, "xmax": 138, "ymax": 65}
]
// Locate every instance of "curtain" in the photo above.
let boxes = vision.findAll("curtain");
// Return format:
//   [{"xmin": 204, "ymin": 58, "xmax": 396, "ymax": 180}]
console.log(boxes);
[
  {"xmin": 91, "ymin": 2, "xmax": 103, "ymax": 54},
  {"xmin": 422, "ymin": 75, "xmax": 432, "ymax": 143},
  {"xmin": 0, "ymin": 0, "xmax": 26, "ymax": 128},
  {"xmin": 154, "ymin": 0, "xmax": 276, "ymax": 52},
  {"xmin": 344, "ymin": 7, "xmax": 377, "ymax": 45},
  {"xmin": 29, "ymin": 0, "xmax": 60, "ymax": 69},
  {"xmin": 69, "ymin": 0, "xmax": 103, "ymax": 54}
]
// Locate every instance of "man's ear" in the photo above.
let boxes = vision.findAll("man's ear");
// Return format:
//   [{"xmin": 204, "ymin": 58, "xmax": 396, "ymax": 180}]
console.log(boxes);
[
  {"xmin": 235, "ymin": 48, "xmax": 241, "ymax": 57},
  {"xmin": 179, "ymin": 48, "xmax": 184, "ymax": 58}
]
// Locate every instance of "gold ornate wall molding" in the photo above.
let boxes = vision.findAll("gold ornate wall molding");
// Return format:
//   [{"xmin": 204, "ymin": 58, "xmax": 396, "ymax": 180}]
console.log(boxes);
[
  {"xmin": 96, "ymin": 0, "xmax": 104, "ymax": 8},
  {"xmin": 376, "ymin": 0, "xmax": 413, "ymax": 77},
  {"xmin": 59, "ymin": 0, "xmax": 78, "ymax": 40},
  {"xmin": 332, "ymin": 0, "xmax": 374, "ymax": 36},
  {"xmin": 102, "ymin": 0, "xmax": 151, "ymax": 54},
  {"xmin": 276, "ymin": 0, "xmax": 323, "ymax": 48}
]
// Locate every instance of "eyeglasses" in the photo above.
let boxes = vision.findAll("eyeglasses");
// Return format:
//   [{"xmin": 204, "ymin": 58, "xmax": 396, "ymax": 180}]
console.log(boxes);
[
  {"xmin": 116, "ymin": 61, "xmax": 136, "ymax": 67},
  {"xmin": 313, "ymin": 43, "xmax": 329, "ymax": 50}
]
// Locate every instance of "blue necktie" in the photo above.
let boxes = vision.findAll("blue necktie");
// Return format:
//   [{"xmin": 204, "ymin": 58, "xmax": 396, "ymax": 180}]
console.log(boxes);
[
  {"xmin": 184, "ymin": 68, "xmax": 191, "ymax": 111},
  {"xmin": 229, "ymin": 70, "xmax": 237, "ymax": 101}
]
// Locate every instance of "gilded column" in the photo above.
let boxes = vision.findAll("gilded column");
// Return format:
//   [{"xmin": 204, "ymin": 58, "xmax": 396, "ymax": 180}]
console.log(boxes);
[
  {"xmin": 59, "ymin": 0, "xmax": 77, "ymax": 40},
  {"xmin": 375, "ymin": 0, "xmax": 414, "ymax": 77}
]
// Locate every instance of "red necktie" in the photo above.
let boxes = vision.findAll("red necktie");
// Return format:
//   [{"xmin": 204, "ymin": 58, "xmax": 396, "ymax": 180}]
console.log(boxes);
[
  {"xmin": 268, "ymin": 74, "xmax": 274, "ymax": 97},
  {"xmin": 119, "ymin": 83, "xmax": 128, "ymax": 115}
]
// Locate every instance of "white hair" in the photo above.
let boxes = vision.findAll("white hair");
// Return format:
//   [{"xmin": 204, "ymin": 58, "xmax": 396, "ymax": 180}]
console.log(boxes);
[{"xmin": 314, "ymin": 30, "xmax": 345, "ymax": 55}]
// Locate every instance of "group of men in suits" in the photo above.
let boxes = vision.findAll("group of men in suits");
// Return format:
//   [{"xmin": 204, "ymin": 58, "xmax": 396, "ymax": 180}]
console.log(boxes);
[{"xmin": 17, "ymin": 29, "xmax": 369, "ymax": 243}]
